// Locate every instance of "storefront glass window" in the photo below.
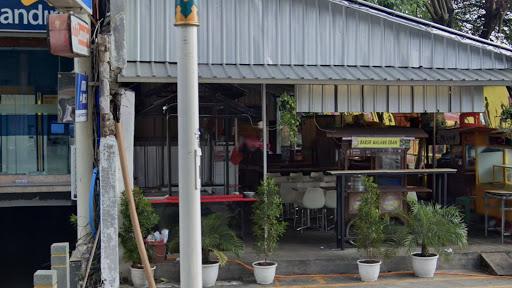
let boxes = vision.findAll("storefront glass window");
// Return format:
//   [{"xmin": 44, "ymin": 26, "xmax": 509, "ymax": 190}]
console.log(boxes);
[{"xmin": 0, "ymin": 50, "xmax": 73, "ymax": 175}]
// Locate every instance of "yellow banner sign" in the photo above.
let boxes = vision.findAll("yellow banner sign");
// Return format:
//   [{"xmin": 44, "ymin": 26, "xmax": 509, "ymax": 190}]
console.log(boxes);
[{"xmin": 352, "ymin": 137, "xmax": 401, "ymax": 148}]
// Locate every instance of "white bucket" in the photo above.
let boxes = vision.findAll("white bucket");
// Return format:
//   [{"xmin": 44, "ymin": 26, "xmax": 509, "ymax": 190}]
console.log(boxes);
[
  {"xmin": 411, "ymin": 253, "xmax": 439, "ymax": 278},
  {"xmin": 202, "ymin": 262, "xmax": 220, "ymax": 287},
  {"xmin": 357, "ymin": 259, "xmax": 381, "ymax": 282},
  {"xmin": 252, "ymin": 261, "xmax": 277, "ymax": 285}
]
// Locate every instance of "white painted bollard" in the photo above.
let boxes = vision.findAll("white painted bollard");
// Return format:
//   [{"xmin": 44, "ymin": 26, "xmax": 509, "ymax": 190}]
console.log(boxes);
[
  {"xmin": 34, "ymin": 270, "xmax": 57, "ymax": 288},
  {"xmin": 51, "ymin": 243, "xmax": 70, "ymax": 288}
]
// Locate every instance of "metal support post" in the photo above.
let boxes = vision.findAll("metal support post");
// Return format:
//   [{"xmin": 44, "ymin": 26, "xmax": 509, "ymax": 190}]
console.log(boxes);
[
  {"xmin": 175, "ymin": 1, "xmax": 202, "ymax": 287},
  {"xmin": 262, "ymin": 84, "xmax": 267, "ymax": 179}
]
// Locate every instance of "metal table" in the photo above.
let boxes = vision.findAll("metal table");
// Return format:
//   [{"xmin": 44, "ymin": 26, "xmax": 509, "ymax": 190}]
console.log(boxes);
[
  {"xmin": 327, "ymin": 168, "xmax": 457, "ymax": 250},
  {"xmin": 484, "ymin": 189, "xmax": 512, "ymax": 244}
]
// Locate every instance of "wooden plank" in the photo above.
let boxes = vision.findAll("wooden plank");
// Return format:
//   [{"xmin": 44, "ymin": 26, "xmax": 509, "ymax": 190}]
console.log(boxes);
[{"xmin": 481, "ymin": 253, "xmax": 512, "ymax": 276}]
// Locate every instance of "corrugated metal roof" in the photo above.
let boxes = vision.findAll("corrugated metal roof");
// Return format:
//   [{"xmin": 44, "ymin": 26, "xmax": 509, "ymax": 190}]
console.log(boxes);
[
  {"xmin": 119, "ymin": 62, "xmax": 512, "ymax": 85},
  {"xmin": 123, "ymin": 0, "xmax": 512, "ymax": 69}
]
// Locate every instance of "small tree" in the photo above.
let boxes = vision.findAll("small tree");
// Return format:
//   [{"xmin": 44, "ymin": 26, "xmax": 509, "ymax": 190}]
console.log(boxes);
[
  {"xmin": 201, "ymin": 213, "xmax": 244, "ymax": 265},
  {"xmin": 353, "ymin": 177, "xmax": 388, "ymax": 260},
  {"xmin": 169, "ymin": 213, "xmax": 244, "ymax": 266},
  {"xmin": 119, "ymin": 187, "xmax": 160, "ymax": 266},
  {"xmin": 252, "ymin": 178, "xmax": 287, "ymax": 263},
  {"xmin": 403, "ymin": 201, "xmax": 468, "ymax": 257}
]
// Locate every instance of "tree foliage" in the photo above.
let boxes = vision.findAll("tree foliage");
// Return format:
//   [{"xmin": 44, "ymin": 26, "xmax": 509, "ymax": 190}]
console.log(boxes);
[
  {"xmin": 119, "ymin": 187, "xmax": 160, "ymax": 266},
  {"xmin": 169, "ymin": 213, "xmax": 244, "ymax": 266},
  {"xmin": 252, "ymin": 178, "xmax": 287, "ymax": 262},
  {"xmin": 367, "ymin": 0, "xmax": 512, "ymax": 45},
  {"xmin": 401, "ymin": 201, "xmax": 468, "ymax": 257},
  {"xmin": 353, "ymin": 177, "xmax": 388, "ymax": 260},
  {"xmin": 278, "ymin": 93, "xmax": 301, "ymax": 147}
]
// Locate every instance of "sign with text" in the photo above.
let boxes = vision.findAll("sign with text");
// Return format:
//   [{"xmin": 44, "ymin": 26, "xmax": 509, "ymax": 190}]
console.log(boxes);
[
  {"xmin": 0, "ymin": 0, "xmax": 55, "ymax": 32},
  {"xmin": 58, "ymin": 72, "xmax": 87, "ymax": 123},
  {"xmin": 70, "ymin": 14, "xmax": 90, "ymax": 56},
  {"xmin": 352, "ymin": 137, "xmax": 401, "ymax": 148},
  {"xmin": 75, "ymin": 73, "xmax": 88, "ymax": 122}
]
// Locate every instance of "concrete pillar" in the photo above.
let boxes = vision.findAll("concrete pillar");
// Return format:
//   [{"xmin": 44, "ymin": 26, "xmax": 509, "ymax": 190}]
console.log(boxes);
[
  {"xmin": 50, "ymin": 243, "xmax": 69, "ymax": 288},
  {"xmin": 34, "ymin": 270, "xmax": 57, "ymax": 288},
  {"xmin": 100, "ymin": 136, "xmax": 120, "ymax": 288},
  {"xmin": 100, "ymin": 90, "xmax": 134, "ymax": 287}
]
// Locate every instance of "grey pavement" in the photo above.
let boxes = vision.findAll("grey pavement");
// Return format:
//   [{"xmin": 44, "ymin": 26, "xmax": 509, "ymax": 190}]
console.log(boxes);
[{"xmin": 122, "ymin": 270, "xmax": 512, "ymax": 287}]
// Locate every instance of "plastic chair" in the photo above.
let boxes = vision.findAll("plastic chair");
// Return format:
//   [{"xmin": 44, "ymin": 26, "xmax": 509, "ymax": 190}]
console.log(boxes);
[{"xmin": 297, "ymin": 188, "xmax": 326, "ymax": 232}]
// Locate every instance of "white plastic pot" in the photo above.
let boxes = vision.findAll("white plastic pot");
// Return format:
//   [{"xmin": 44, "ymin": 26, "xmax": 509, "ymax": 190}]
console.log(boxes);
[
  {"xmin": 411, "ymin": 253, "xmax": 439, "ymax": 278},
  {"xmin": 130, "ymin": 265, "xmax": 156, "ymax": 288},
  {"xmin": 357, "ymin": 259, "xmax": 381, "ymax": 282},
  {"xmin": 202, "ymin": 262, "xmax": 220, "ymax": 287},
  {"xmin": 252, "ymin": 261, "xmax": 277, "ymax": 285}
]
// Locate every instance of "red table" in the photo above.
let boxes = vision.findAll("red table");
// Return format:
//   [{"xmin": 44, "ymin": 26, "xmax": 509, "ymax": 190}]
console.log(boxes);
[{"xmin": 148, "ymin": 194, "xmax": 257, "ymax": 204}]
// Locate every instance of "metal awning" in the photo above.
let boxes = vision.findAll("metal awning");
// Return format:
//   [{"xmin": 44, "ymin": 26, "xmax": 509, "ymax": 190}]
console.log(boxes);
[
  {"xmin": 326, "ymin": 127, "xmax": 428, "ymax": 138},
  {"xmin": 119, "ymin": 62, "xmax": 512, "ymax": 85}
]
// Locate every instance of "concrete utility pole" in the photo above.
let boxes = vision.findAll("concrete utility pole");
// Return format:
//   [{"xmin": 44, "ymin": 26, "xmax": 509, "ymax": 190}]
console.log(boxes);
[
  {"xmin": 175, "ymin": 1, "xmax": 202, "ymax": 287},
  {"xmin": 74, "ymin": 13, "xmax": 94, "ymax": 249}
]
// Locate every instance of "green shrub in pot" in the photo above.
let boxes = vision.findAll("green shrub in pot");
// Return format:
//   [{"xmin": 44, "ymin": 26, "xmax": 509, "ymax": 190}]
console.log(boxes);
[
  {"xmin": 402, "ymin": 200, "xmax": 467, "ymax": 277},
  {"xmin": 119, "ymin": 187, "xmax": 160, "ymax": 287},
  {"xmin": 353, "ymin": 177, "xmax": 389, "ymax": 282},
  {"xmin": 169, "ymin": 213, "xmax": 244, "ymax": 287},
  {"xmin": 251, "ymin": 177, "xmax": 287, "ymax": 285}
]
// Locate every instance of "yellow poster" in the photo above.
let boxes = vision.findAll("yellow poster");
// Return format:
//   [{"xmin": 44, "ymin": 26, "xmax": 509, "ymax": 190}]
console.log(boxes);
[{"xmin": 352, "ymin": 137, "xmax": 401, "ymax": 148}]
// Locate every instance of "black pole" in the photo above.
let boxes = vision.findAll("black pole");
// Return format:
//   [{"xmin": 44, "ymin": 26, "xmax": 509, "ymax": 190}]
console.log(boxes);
[
  {"xmin": 336, "ymin": 175, "xmax": 345, "ymax": 250},
  {"xmin": 167, "ymin": 114, "xmax": 172, "ymax": 195}
]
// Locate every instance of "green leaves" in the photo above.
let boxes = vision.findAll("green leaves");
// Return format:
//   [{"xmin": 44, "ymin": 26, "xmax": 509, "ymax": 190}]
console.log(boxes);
[
  {"xmin": 279, "ymin": 93, "xmax": 300, "ymax": 147},
  {"xmin": 169, "ymin": 213, "xmax": 244, "ymax": 266},
  {"xmin": 402, "ymin": 200, "xmax": 468, "ymax": 257},
  {"xmin": 252, "ymin": 178, "xmax": 287, "ymax": 261},
  {"xmin": 201, "ymin": 213, "xmax": 244, "ymax": 266},
  {"xmin": 353, "ymin": 177, "xmax": 388, "ymax": 259},
  {"xmin": 119, "ymin": 187, "xmax": 160, "ymax": 265}
]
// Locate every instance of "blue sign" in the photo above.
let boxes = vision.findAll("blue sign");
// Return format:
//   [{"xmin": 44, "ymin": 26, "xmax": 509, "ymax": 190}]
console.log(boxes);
[
  {"xmin": 75, "ymin": 73, "xmax": 88, "ymax": 122},
  {"xmin": 76, "ymin": 0, "xmax": 93, "ymax": 14},
  {"xmin": 0, "ymin": 0, "xmax": 56, "ymax": 32}
]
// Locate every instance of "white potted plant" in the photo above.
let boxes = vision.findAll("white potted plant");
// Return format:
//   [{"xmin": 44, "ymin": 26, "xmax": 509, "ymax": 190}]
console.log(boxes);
[
  {"xmin": 252, "ymin": 178, "xmax": 287, "ymax": 285},
  {"xmin": 119, "ymin": 187, "xmax": 160, "ymax": 288},
  {"xmin": 169, "ymin": 213, "xmax": 244, "ymax": 287},
  {"xmin": 402, "ymin": 201, "xmax": 467, "ymax": 278},
  {"xmin": 353, "ymin": 177, "xmax": 388, "ymax": 282}
]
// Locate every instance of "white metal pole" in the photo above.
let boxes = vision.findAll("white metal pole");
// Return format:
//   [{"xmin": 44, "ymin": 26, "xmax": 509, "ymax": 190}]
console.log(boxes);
[
  {"xmin": 262, "ymin": 84, "xmax": 267, "ymax": 179},
  {"xmin": 175, "ymin": 2, "xmax": 202, "ymax": 287}
]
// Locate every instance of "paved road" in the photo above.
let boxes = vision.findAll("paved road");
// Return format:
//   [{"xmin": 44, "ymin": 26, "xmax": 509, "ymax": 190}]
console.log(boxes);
[
  {"xmin": 215, "ymin": 271, "xmax": 512, "ymax": 288},
  {"xmin": 126, "ymin": 271, "xmax": 512, "ymax": 288}
]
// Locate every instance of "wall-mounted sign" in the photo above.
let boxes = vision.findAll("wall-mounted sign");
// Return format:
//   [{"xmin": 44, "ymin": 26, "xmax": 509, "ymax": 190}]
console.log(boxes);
[
  {"xmin": 75, "ymin": 73, "xmax": 88, "ymax": 122},
  {"xmin": 57, "ymin": 72, "xmax": 88, "ymax": 123},
  {"xmin": 46, "ymin": 0, "xmax": 92, "ymax": 15},
  {"xmin": 49, "ymin": 13, "xmax": 90, "ymax": 57},
  {"xmin": 352, "ymin": 137, "xmax": 401, "ymax": 148},
  {"xmin": 0, "ymin": 0, "xmax": 55, "ymax": 33},
  {"xmin": 70, "ymin": 14, "xmax": 90, "ymax": 56}
]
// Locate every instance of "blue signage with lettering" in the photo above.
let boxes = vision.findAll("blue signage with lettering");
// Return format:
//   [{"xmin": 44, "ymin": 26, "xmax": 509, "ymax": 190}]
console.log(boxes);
[
  {"xmin": 0, "ymin": 0, "xmax": 55, "ymax": 32},
  {"xmin": 75, "ymin": 73, "xmax": 88, "ymax": 122}
]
